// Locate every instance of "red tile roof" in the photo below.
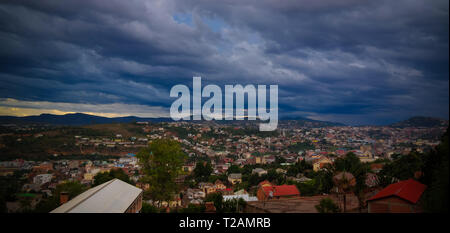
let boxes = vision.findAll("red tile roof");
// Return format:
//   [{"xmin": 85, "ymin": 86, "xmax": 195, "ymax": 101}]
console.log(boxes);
[
  {"xmin": 263, "ymin": 185, "xmax": 300, "ymax": 197},
  {"xmin": 370, "ymin": 163, "xmax": 384, "ymax": 171},
  {"xmin": 258, "ymin": 180, "xmax": 272, "ymax": 187},
  {"xmin": 368, "ymin": 179, "xmax": 427, "ymax": 204}
]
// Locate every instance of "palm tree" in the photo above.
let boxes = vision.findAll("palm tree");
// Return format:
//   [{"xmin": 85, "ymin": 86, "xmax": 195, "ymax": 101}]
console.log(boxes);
[{"xmin": 333, "ymin": 171, "xmax": 355, "ymax": 212}]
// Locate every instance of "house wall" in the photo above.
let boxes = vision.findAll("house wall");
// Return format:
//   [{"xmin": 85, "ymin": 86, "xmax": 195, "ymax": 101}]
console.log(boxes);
[
  {"xmin": 257, "ymin": 188, "xmax": 266, "ymax": 201},
  {"xmin": 125, "ymin": 191, "xmax": 143, "ymax": 213},
  {"xmin": 368, "ymin": 196, "xmax": 420, "ymax": 213}
]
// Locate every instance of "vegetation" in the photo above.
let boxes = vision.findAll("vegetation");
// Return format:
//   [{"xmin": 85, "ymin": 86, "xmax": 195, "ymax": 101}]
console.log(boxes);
[
  {"xmin": 0, "ymin": 170, "xmax": 29, "ymax": 213},
  {"xmin": 420, "ymin": 129, "xmax": 449, "ymax": 212},
  {"xmin": 141, "ymin": 202, "xmax": 160, "ymax": 213},
  {"xmin": 193, "ymin": 161, "xmax": 213, "ymax": 183},
  {"xmin": 315, "ymin": 198, "xmax": 341, "ymax": 213},
  {"xmin": 137, "ymin": 139, "xmax": 187, "ymax": 205},
  {"xmin": 288, "ymin": 141, "xmax": 315, "ymax": 153},
  {"xmin": 204, "ymin": 192, "xmax": 246, "ymax": 213},
  {"xmin": 178, "ymin": 203, "xmax": 206, "ymax": 213},
  {"xmin": 33, "ymin": 181, "xmax": 87, "ymax": 213},
  {"xmin": 93, "ymin": 168, "xmax": 134, "ymax": 186},
  {"xmin": 333, "ymin": 152, "xmax": 369, "ymax": 211}
]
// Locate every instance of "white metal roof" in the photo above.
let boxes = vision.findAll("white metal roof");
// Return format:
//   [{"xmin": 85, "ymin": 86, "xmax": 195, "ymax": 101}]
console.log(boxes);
[
  {"xmin": 223, "ymin": 194, "xmax": 258, "ymax": 202},
  {"xmin": 51, "ymin": 178, "xmax": 143, "ymax": 213}
]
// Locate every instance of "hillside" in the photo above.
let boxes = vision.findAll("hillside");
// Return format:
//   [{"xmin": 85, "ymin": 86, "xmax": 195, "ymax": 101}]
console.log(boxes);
[
  {"xmin": 391, "ymin": 116, "xmax": 449, "ymax": 128},
  {"xmin": 0, "ymin": 113, "xmax": 344, "ymax": 127},
  {"xmin": 0, "ymin": 113, "xmax": 172, "ymax": 126}
]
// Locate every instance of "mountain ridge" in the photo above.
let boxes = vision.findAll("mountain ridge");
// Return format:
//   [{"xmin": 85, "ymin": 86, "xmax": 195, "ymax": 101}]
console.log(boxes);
[
  {"xmin": 390, "ymin": 116, "xmax": 449, "ymax": 128},
  {"xmin": 0, "ymin": 113, "xmax": 344, "ymax": 126},
  {"xmin": 0, "ymin": 113, "xmax": 447, "ymax": 127}
]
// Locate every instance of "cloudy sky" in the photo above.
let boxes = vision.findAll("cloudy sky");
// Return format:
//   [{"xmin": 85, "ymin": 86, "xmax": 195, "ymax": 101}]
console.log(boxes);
[{"xmin": 0, "ymin": 0, "xmax": 448, "ymax": 125}]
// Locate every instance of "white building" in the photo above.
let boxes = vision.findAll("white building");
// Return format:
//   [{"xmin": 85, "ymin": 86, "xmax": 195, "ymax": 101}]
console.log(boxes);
[{"xmin": 33, "ymin": 174, "xmax": 53, "ymax": 186}]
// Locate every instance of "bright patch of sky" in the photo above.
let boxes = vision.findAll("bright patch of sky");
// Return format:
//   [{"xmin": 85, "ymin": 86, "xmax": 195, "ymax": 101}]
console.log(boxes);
[
  {"xmin": 173, "ymin": 13, "xmax": 193, "ymax": 26},
  {"xmin": 202, "ymin": 17, "xmax": 226, "ymax": 32}
]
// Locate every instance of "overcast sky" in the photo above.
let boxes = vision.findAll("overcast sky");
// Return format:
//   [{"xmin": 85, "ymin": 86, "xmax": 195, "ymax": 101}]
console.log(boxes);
[{"xmin": 0, "ymin": 0, "xmax": 448, "ymax": 125}]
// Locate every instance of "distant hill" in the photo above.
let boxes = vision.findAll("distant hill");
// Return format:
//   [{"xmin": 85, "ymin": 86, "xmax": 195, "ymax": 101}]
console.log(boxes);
[
  {"xmin": 391, "ymin": 116, "xmax": 449, "ymax": 128},
  {"xmin": 0, "ymin": 113, "xmax": 345, "ymax": 127},
  {"xmin": 280, "ymin": 116, "xmax": 345, "ymax": 127},
  {"xmin": 0, "ymin": 113, "xmax": 173, "ymax": 126}
]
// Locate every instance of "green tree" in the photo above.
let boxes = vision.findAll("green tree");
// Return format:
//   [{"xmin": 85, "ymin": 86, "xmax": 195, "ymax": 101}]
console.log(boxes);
[
  {"xmin": 34, "ymin": 181, "xmax": 87, "ymax": 213},
  {"xmin": 193, "ymin": 161, "xmax": 213, "ymax": 183},
  {"xmin": 421, "ymin": 128, "xmax": 449, "ymax": 212},
  {"xmin": 93, "ymin": 168, "xmax": 133, "ymax": 186},
  {"xmin": 333, "ymin": 153, "xmax": 369, "ymax": 211},
  {"xmin": 179, "ymin": 203, "xmax": 206, "ymax": 213},
  {"xmin": 227, "ymin": 165, "xmax": 241, "ymax": 174},
  {"xmin": 377, "ymin": 152, "xmax": 423, "ymax": 187},
  {"xmin": 315, "ymin": 198, "xmax": 340, "ymax": 213},
  {"xmin": 205, "ymin": 192, "xmax": 224, "ymax": 212},
  {"xmin": 141, "ymin": 202, "xmax": 160, "ymax": 213},
  {"xmin": 137, "ymin": 139, "xmax": 187, "ymax": 206}
]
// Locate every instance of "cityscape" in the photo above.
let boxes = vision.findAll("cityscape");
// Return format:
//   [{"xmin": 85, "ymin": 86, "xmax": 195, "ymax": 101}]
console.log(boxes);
[
  {"xmin": 0, "ymin": 0, "xmax": 448, "ymax": 219},
  {"xmin": 0, "ymin": 115, "xmax": 448, "ymax": 213}
]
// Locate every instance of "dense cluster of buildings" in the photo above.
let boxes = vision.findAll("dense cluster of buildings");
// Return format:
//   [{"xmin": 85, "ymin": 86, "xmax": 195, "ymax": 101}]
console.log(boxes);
[{"xmin": 0, "ymin": 121, "xmax": 446, "ymax": 213}]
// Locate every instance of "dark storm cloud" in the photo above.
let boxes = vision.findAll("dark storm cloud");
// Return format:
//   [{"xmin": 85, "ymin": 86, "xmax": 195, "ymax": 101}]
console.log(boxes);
[{"xmin": 0, "ymin": 0, "xmax": 448, "ymax": 125}]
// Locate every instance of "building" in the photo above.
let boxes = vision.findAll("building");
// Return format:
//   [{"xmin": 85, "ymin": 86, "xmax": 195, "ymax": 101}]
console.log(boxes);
[
  {"xmin": 252, "ymin": 168, "xmax": 267, "ymax": 176},
  {"xmin": 367, "ymin": 179, "xmax": 427, "ymax": 213},
  {"xmin": 245, "ymin": 195, "xmax": 359, "ymax": 213},
  {"xmin": 198, "ymin": 182, "xmax": 216, "ymax": 195},
  {"xmin": 223, "ymin": 194, "xmax": 258, "ymax": 202},
  {"xmin": 32, "ymin": 162, "xmax": 53, "ymax": 173},
  {"xmin": 214, "ymin": 179, "xmax": 226, "ymax": 190},
  {"xmin": 33, "ymin": 174, "xmax": 53, "ymax": 186},
  {"xmin": 312, "ymin": 157, "xmax": 332, "ymax": 171},
  {"xmin": 228, "ymin": 173, "xmax": 242, "ymax": 185},
  {"xmin": 257, "ymin": 182, "xmax": 300, "ymax": 201},
  {"xmin": 51, "ymin": 178, "xmax": 143, "ymax": 213}
]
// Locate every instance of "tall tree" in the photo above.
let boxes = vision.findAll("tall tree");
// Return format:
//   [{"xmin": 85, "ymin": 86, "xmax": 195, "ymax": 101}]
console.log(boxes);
[
  {"xmin": 421, "ymin": 128, "xmax": 449, "ymax": 212},
  {"xmin": 193, "ymin": 161, "xmax": 213, "ymax": 183},
  {"xmin": 137, "ymin": 139, "xmax": 186, "ymax": 205},
  {"xmin": 333, "ymin": 153, "xmax": 369, "ymax": 211}
]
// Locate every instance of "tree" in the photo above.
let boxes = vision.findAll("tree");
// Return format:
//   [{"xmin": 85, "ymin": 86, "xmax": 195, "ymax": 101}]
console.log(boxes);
[
  {"xmin": 315, "ymin": 198, "xmax": 340, "ymax": 213},
  {"xmin": 333, "ymin": 153, "xmax": 369, "ymax": 212},
  {"xmin": 314, "ymin": 169, "xmax": 334, "ymax": 194},
  {"xmin": 33, "ymin": 181, "xmax": 86, "ymax": 213},
  {"xmin": 275, "ymin": 156, "xmax": 286, "ymax": 164},
  {"xmin": 222, "ymin": 198, "xmax": 247, "ymax": 213},
  {"xmin": 227, "ymin": 165, "xmax": 241, "ymax": 174},
  {"xmin": 377, "ymin": 152, "xmax": 423, "ymax": 187},
  {"xmin": 93, "ymin": 168, "xmax": 133, "ymax": 186},
  {"xmin": 205, "ymin": 192, "xmax": 224, "ymax": 212},
  {"xmin": 296, "ymin": 179, "xmax": 317, "ymax": 196},
  {"xmin": 421, "ymin": 128, "xmax": 449, "ymax": 212},
  {"xmin": 193, "ymin": 161, "xmax": 213, "ymax": 183},
  {"xmin": 137, "ymin": 139, "xmax": 187, "ymax": 205},
  {"xmin": 141, "ymin": 202, "xmax": 159, "ymax": 213},
  {"xmin": 178, "ymin": 203, "xmax": 206, "ymax": 213},
  {"xmin": 204, "ymin": 192, "xmax": 246, "ymax": 213}
]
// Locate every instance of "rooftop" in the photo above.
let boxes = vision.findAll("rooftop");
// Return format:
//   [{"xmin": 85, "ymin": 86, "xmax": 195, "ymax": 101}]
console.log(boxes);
[
  {"xmin": 262, "ymin": 184, "xmax": 300, "ymax": 197},
  {"xmin": 51, "ymin": 178, "xmax": 142, "ymax": 213},
  {"xmin": 245, "ymin": 195, "xmax": 359, "ymax": 213},
  {"xmin": 367, "ymin": 179, "xmax": 427, "ymax": 204}
]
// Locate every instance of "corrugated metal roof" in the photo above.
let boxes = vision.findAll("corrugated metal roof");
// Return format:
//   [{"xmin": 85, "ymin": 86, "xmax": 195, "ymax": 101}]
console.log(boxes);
[
  {"xmin": 51, "ymin": 178, "xmax": 142, "ymax": 213},
  {"xmin": 262, "ymin": 185, "xmax": 300, "ymax": 197},
  {"xmin": 223, "ymin": 194, "xmax": 258, "ymax": 202},
  {"xmin": 367, "ymin": 179, "xmax": 427, "ymax": 204}
]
